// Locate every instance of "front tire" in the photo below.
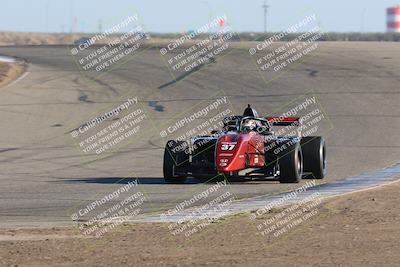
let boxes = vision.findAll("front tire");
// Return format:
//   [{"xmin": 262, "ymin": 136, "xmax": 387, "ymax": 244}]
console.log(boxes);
[
  {"xmin": 279, "ymin": 142, "xmax": 303, "ymax": 183},
  {"xmin": 163, "ymin": 140, "xmax": 188, "ymax": 184}
]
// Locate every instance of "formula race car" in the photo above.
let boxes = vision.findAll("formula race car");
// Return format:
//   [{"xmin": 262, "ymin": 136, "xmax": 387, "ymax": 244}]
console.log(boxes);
[{"xmin": 163, "ymin": 105, "xmax": 326, "ymax": 183}]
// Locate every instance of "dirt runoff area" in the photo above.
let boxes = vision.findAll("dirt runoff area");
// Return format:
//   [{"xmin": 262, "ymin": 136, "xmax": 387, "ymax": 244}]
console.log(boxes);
[
  {"xmin": 0, "ymin": 32, "xmax": 78, "ymax": 45},
  {"xmin": 0, "ymin": 62, "xmax": 25, "ymax": 87},
  {"xmin": 1, "ymin": 179, "xmax": 400, "ymax": 267}
]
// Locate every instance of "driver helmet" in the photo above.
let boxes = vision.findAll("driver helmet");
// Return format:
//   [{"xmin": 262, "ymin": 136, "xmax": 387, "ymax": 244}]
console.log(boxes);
[{"xmin": 243, "ymin": 119, "xmax": 258, "ymax": 131}]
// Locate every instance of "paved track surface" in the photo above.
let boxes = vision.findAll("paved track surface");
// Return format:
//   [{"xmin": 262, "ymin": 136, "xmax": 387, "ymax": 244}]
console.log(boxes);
[{"xmin": 0, "ymin": 42, "xmax": 399, "ymax": 226}]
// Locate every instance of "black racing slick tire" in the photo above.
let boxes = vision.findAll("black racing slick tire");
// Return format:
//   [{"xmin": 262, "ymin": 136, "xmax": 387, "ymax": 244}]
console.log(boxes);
[
  {"xmin": 163, "ymin": 140, "xmax": 188, "ymax": 184},
  {"xmin": 301, "ymin": 136, "xmax": 326, "ymax": 179},
  {"xmin": 279, "ymin": 142, "xmax": 303, "ymax": 183}
]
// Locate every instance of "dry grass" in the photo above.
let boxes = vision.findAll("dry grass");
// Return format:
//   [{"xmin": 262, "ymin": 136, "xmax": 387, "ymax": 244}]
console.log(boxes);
[
  {"xmin": 0, "ymin": 62, "xmax": 25, "ymax": 87},
  {"xmin": 0, "ymin": 32, "xmax": 81, "ymax": 45},
  {"xmin": 0, "ymin": 31, "xmax": 187, "ymax": 46}
]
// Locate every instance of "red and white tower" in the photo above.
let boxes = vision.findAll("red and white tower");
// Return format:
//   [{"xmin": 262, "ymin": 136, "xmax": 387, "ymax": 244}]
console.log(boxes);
[{"xmin": 387, "ymin": 6, "xmax": 400, "ymax": 32}]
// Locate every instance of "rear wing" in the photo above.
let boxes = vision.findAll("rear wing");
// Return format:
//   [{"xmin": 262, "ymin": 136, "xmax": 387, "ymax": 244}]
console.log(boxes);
[{"xmin": 265, "ymin": 117, "xmax": 301, "ymax": 127}]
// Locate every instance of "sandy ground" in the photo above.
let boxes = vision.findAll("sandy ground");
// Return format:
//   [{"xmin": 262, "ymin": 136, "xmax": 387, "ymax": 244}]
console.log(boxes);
[
  {"xmin": 0, "ymin": 32, "xmax": 79, "ymax": 46},
  {"xmin": 0, "ymin": 32, "xmax": 168, "ymax": 46},
  {"xmin": 0, "ymin": 62, "xmax": 25, "ymax": 87},
  {"xmin": 0, "ymin": 179, "xmax": 399, "ymax": 267}
]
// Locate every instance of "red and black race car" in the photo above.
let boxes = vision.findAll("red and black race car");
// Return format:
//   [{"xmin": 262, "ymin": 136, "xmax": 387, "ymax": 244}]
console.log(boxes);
[{"xmin": 163, "ymin": 105, "xmax": 326, "ymax": 183}]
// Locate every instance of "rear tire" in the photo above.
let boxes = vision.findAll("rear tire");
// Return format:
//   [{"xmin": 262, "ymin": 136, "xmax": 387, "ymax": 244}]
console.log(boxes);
[
  {"xmin": 163, "ymin": 140, "xmax": 188, "ymax": 184},
  {"xmin": 301, "ymin": 136, "xmax": 326, "ymax": 179},
  {"xmin": 279, "ymin": 142, "xmax": 303, "ymax": 183}
]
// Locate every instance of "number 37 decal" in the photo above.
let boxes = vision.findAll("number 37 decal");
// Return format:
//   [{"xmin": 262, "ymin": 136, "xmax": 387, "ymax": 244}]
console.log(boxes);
[{"xmin": 221, "ymin": 143, "xmax": 236, "ymax": 151}]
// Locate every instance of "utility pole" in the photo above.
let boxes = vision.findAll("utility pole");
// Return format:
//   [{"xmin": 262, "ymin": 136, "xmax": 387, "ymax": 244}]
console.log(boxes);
[{"xmin": 262, "ymin": 0, "xmax": 270, "ymax": 33}]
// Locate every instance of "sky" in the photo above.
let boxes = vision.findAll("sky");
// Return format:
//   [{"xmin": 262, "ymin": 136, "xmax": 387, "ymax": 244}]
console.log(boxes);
[{"xmin": 1, "ymin": 0, "xmax": 399, "ymax": 33}]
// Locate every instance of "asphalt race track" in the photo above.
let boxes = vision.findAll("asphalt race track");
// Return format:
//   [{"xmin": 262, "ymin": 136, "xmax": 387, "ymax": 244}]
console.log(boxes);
[{"xmin": 0, "ymin": 42, "xmax": 399, "ymax": 226}]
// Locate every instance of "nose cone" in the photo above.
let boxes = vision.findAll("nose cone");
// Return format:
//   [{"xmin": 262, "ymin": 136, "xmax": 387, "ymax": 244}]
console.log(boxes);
[{"xmin": 216, "ymin": 133, "xmax": 247, "ymax": 172}]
